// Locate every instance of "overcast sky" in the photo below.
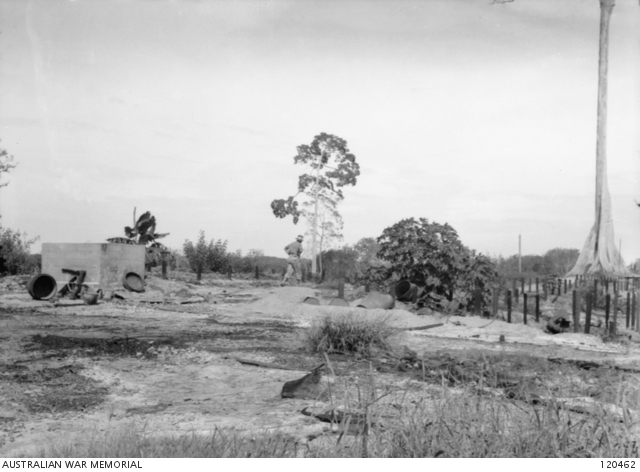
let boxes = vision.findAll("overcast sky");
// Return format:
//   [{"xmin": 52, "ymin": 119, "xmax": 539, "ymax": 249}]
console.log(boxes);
[{"xmin": 0, "ymin": 0, "xmax": 638, "ymax": 262}]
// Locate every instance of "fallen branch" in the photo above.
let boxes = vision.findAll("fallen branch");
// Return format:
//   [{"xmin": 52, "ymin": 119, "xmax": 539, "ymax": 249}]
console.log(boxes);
[
  {"xmin": 548, "ymin": 357, "xmax": 640, "ymax": 374},
  {"xmin": 401, "ymin": 323, "xmax": 444, "ymax": 332},
  {"xmin": 230, "ymin": 356, "xmax": 317, "ymax": 372}
]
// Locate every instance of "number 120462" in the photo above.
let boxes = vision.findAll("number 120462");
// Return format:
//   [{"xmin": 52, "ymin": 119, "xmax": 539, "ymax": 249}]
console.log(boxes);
[{"xmin": 602, "ymin": 461, "xmax": 635, "ymax": 468}]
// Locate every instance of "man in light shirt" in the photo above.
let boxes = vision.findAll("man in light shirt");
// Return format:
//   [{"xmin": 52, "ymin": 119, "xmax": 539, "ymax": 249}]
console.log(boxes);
[{"xmin": 282, "ymin": 235, "xmax": 304, "ymax": 286}]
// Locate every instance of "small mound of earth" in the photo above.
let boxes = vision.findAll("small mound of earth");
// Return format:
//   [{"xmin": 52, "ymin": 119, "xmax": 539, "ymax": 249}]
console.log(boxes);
[{"xmin": 252, "ymin": 286, "xmax": 319, "ymax": 307}]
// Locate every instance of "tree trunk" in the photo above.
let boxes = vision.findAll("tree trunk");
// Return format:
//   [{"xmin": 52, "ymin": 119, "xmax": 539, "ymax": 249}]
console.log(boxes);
[
  {"xmin": 567, "ymin": 0, "xmax": 630, "ymax": 277},
  {"xmin": 311, "ymin": 165, "xmax": 320, "ymax": 277},
  {"xmin": 318, "ymin": 227, "xmax": 324, "ymax": 277}
]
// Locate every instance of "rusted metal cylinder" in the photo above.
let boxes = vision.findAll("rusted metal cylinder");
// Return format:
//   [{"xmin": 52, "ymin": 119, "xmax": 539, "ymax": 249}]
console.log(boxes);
[
  {"xmin": 27, "ymin": 274, "xmax": 58, "ymax": 300},
  {"xmin": 328, "ymin": 297, "xmax": 349, "ymax": 307},
  {"xmin": 303, "ymin": 297, "xmax": 320, "ymax": 305},
  {"xmin": 357, "ymin": 292, "xmax": 395, "ymax": 310},
  {"xmin": 394, "ymin": 280, "xmax": 418, "ymax": 303}
]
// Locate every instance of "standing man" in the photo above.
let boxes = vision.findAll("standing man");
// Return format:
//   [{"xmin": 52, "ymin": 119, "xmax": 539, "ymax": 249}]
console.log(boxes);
[{"xmin": 282, "ymin": 235, "xmax": 304, "ymax": 286}]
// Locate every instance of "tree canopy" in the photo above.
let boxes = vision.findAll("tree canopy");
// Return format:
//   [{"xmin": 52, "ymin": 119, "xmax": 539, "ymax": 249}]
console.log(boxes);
[
  {"xmin": 0, "ymin": 141, "xmax": 17, "ymax": 190},
  {"xmin": 270, "ymin": 133, "xmax": 360, "ymax": 224}
]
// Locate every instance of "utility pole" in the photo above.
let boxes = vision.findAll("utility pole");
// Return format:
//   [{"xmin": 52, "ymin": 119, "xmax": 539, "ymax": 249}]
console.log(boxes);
[
  {"xmin": 619, "ymin": 239, "xmax": 622, "ymax": 266},
  {"xmin": 518, "ymin": 234, "xmax": 522, "ymax": 274}
]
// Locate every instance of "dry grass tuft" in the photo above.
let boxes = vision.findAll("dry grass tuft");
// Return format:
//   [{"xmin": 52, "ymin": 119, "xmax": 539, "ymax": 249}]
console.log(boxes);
[{"xmin": 305, "ymin": 313, "xmax": 398, "ymax": 356}]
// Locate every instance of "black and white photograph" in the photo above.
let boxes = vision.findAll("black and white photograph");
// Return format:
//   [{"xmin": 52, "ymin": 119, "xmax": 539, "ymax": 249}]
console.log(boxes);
[{"xmin": 0, "ymin": 0, "xmax": 639, "ymax": 461}]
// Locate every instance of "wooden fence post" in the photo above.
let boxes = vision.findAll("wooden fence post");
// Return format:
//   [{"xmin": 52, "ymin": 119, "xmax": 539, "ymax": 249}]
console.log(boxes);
[
  {"xmin": 632, "ymin": 292, "xmax": 637, "ymax": 330},
  {"xmin": 564, "ymin": 279, "xmax": 567, "ymax": 294},
  {"xmin": 605, "ymin": 293, "xmax": 611, "ymax": 334},
  {"xmin": 572, "ymin": 290, "xmax": 579, "ymax": 333},
  {"xmin": 626, "ymin": 292, "xmax": 631, "ymax": 329},
  {"xmin": 507, "ymin": 290, "xmax": 512, "ymax": 324},
  {"xmin": 523, "ymin": 293, "xmax": 528, "ymax": 325},
  {"xmin": 636, "ymin": 292, "xmax": 640, "ymax": 333},
  {"xmin": 612, "ymin": 288, "xmax": 618, "ymax": 336},
  {"xmin": 492, "ymin": 289, "xmax": 498, "ymax": 318},
  {"xmin": 594, "ymin": 279, "xmax": 598, "ymax": 307},
  {"xmin": 535, "ymin": 294, "xmax": 540, "ymax": 323},
  {"xmin": 474, "ymin": 289, "xmax": 482, "ymax": 317},
  {"xmin": 536, "ymin": 277, "xmax": 539, "ymax": 293},
  {"xmin": 585, "ymin": 292, "xmax": 592, "ymax": 335}
]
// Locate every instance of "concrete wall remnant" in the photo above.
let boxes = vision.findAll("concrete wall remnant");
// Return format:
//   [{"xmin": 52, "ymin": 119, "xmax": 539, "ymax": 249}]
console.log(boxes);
[{"xmin": 42, "ymin": 243, "xmax": 145, "ymax": 291}]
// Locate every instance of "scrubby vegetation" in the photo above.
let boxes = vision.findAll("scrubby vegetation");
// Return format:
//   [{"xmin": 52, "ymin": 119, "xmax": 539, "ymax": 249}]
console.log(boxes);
[
  {"xmin": 183, "ymin": 230, "xmax": 229, "ymax": 280},
  {"xmin": 306, "ymin": 313, "xmax": 398, "ymax": 356},
  {"xmin": 0, "ymin": 225, "xmax": 40, "ymax": 275}
]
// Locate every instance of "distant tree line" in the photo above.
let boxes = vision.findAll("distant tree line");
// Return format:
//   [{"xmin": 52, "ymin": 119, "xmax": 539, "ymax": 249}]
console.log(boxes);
[
  {"xmin": 490, "ymin": 248, "xmax": 580, "ymax": 278},
  {"xmin": 179, "ymin": 230, "xmax": 288, "ymax": 281}
]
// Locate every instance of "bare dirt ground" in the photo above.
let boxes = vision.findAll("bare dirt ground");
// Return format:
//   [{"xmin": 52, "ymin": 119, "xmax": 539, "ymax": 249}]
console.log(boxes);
[{"xmin": 1, "ymin": 271, "xmax": 639, "ymax": 457}]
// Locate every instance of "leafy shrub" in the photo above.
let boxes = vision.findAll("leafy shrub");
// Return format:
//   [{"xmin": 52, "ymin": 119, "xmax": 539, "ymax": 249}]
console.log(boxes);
[
  {"xmin": 0, "ymin": 226, "xmax": 39, "ymax": 275},
  {"xmin": 231, "ymin": 248, "xmax": 264, "ymax": 273},
  {"xmin": 183, "ymin": 230, "xmax": 229, "ymax": 280},
  {"xmin": 376, "ymin": 218, "xmax": 469, "ymax": 296},
  {"xmin": 316, "ymin": 238, "xmax": 384, "ymax": 284},
  {"xmin": 352, "ymin": 237, "xmax": 382, "ymax": 280},
  {"xmin": 362, "ymin": 217, "xmax": 499, "ymax": 311},
  {"xmin": 320, "ymin": 246, "xmax": 358, "ymax": 281},
  {"xmin": 306, "ymin": 313, "xmax": 397, "ymax": 356}
]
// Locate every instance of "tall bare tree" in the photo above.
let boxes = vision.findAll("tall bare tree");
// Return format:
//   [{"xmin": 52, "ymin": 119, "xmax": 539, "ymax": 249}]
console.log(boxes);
[
  {"xmin": 567, "ymin": 0, "xmax": 631, "ymax": 276},
  {"xmin": 496, "ymin": 0, "xmax": 632, "ymax": 275}
]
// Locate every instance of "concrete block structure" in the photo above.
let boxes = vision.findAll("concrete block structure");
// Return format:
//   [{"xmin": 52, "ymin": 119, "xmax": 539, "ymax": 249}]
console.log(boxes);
[{"xmin": 42, "ymin": 243, "xmax": 145, "ymax": 291}]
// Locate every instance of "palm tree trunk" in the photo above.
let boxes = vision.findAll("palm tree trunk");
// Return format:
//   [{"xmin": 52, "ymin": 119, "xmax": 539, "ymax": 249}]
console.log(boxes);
[{"xmin": 567, "ymin": 0, "xmax": 630, "ymax": 277}]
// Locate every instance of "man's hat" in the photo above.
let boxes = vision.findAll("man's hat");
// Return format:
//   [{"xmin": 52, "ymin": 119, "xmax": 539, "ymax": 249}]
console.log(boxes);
[{"xmin": 297, "ymin": 235, "xmax": 304, "ymax": 239}]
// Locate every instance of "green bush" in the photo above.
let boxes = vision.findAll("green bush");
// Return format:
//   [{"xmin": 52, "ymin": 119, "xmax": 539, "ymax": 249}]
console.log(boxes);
[
  {"xmin": 0, "ymin": 226, "xmax": 39, "ymax": 275},
  {"xmin": 306, "ymin": 313, "xmax": 397, "ymax": 356}
]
